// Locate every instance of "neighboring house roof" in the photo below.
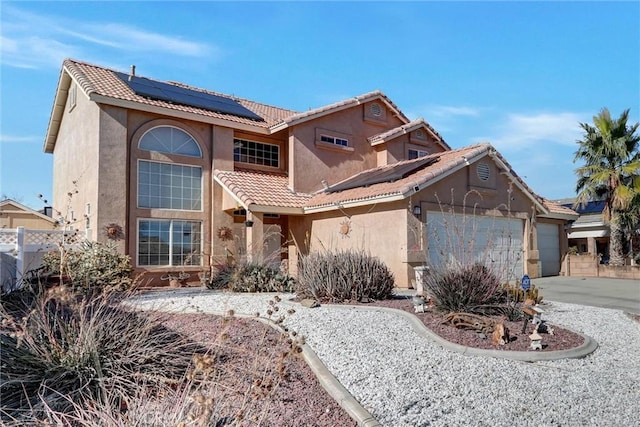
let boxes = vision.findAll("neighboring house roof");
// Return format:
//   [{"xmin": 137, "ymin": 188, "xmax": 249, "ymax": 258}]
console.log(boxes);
[
  {"xmin": 0, "ymin": 199, "xmax": 57, "ymax": 224},
  {"xmin": 213, "ymin": 169, "xmax": 311, "ymax": 214},
  {"xmin": 268, "ymin": 90, "xmax": 410, "ymax": 132},
  {"xmin": 367, "ymin": 118, "xmax": 451, "ymax": 151}
]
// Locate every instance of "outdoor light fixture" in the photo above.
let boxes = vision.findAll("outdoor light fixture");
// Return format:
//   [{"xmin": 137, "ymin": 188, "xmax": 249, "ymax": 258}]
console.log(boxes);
[
  {"xmin": 413, "ymin": 205, "xmax": 422, "ymax": 217},
  {"xmin": 245, "ymin": 220, "xmax": 254, "ymax": 227}
]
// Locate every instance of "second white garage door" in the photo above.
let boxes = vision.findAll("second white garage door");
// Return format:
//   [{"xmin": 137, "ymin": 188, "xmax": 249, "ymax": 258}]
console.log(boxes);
[
  {"xmin": 426, "ymin": 212, "xmax": 524, "ymax": 282},
  {"xmin": 537, "ymin": 222, "xmax": 560, "ymax": 276}
]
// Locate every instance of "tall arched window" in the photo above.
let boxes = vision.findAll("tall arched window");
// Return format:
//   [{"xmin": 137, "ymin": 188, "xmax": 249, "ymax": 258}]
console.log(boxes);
[
  {"xmin": 137, "ymin": 126, "xmax": 203, "ymax": 210},
  {"xmin": 139, "ymin": 126, "xmax": 202, "ymax": 157}
]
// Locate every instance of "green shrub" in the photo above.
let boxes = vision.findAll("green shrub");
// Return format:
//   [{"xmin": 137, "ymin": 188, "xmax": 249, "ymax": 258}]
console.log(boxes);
[
  {"xmin": 296, "ymin": 250, "xmax": 395, "ymax": 302},
  {"xmin": 0, "ymin": 286, "xmax": 199, "ymax": 423},
  {"xmin": 424, "ymin": 263, "xmax": 519, "ymax": 318},
  {"xmin": 42, "ymin": 241, "xmax": 133, "ymax": 291}
]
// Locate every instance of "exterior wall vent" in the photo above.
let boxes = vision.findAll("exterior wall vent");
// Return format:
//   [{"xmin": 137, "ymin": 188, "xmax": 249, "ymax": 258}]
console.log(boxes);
[
  {"xmin": 477, "ymin": 162, "xmax": 490, "ymax": 181},
  {"xmin": 370, "ymin": 103, "xmax": 382, "ymax": 117}
]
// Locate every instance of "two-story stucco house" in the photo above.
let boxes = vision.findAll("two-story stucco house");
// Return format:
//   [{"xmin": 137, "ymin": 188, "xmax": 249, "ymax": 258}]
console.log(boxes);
[{"xmin": 44, "ymin": 59, "xmax": 577, "ymax": 287}]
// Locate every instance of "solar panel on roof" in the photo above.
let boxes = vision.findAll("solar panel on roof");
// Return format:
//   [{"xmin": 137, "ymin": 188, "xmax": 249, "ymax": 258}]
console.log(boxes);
[
  {"xmin": 327, "ymin": 156, "xmax": 439, "ymax": 193},
  {"xmin": 115, "ymin": 72, "xmax": 263, "ymax": 121}
]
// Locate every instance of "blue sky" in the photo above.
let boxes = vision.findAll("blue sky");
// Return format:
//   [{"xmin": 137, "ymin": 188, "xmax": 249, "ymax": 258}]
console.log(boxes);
[{"xmin": 1, "ymin": 1, "xmax": 639, "ymax": 209}]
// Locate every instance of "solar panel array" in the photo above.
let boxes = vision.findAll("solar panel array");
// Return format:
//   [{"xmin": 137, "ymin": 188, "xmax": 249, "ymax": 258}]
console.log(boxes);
[
  {"xmin": 115, "ymin": 72, "xmax": 263, "ymax": 121},
  {"xmin": 327, "ymin": 156, "xmax": 439, "ymax": 193}
]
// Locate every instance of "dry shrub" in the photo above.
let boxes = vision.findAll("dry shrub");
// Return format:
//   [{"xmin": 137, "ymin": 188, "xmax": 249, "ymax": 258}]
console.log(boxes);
[
  {"xmin": 0, "ymin": 286, "xmax": 198, "ymax": 424},
  {"xmin": 0, "ymin": 289, "xmax": 303, "ymax": 426},
  {"xmin": 207, "ymin": 263, "xmax": 295, "ymax": 293},
  {"xmin": 296, "ymin": 249, "xmax": 395, "ymax": 302},
  {"xmin": 423, "ymin": 264, "xmax": 521, "ymax": 319}
]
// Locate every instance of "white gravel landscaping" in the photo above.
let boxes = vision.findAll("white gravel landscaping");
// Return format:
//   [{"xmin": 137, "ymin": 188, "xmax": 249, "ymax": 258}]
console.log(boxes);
[{"xmin": 127, "ymin": 289, "xmax": 640, "ymax": 427}]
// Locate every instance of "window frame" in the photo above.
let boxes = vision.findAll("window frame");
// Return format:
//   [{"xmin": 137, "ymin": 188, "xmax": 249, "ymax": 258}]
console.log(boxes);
[
  {"xmin": 320, "ymin": 134, "xmax": 349, "ymax": 147},
  {"xmin": 138, "ymin": 125, "xmax": 203, "ymax": 158},
  {"xmin": 408, "ymin": 148, "xmax": 429, "ymax": 160},
  {"xmin": 137, "ymin": 218, "xmax": 203, "ymax": 267},
  {"xmin": 233, "ymin": 138, "xmax": 280, "ymax": 168},
  {"xmin": 137, "ymin": 159, "xmax": 203, "ymax": 211}
]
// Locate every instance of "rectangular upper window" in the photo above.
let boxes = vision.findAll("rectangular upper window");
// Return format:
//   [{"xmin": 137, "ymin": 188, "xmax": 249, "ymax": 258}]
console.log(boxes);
[
  {"xmin": 138, "ymin": 219, "xmax": 202, "ymax": 267},
  {"xmin": 320, "ymin": 135, "xmax": 349, "ymax": 147},
  {"xmin": 138, "ymin": 160, "xmax": 202, "ymax": 210},
  {"xmin": 408, "ymin": 149, "xmax": 429, "ymax": 160},
  {"xmin": 234, "ymin": 138, "xmax": 279, "ymax": 168}
]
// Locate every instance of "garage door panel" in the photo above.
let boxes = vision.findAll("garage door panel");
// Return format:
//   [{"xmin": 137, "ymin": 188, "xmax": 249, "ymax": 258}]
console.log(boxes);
[
  {"xmin": 538, "ymin": 223, "xmax": 560, "ymax": 276},
  {"xmin": 426, "ymin": 212, "xmax": 524, "ymax": 282}
]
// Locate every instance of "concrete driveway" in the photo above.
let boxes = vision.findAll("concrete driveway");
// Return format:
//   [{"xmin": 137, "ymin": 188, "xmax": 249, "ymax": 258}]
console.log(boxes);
[{"xmin": 534, "ymin": 276, "xmax": 640, "ymax": 314}]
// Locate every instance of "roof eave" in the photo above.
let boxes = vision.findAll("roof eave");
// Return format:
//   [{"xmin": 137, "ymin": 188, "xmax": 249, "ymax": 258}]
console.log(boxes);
[
  {"xmin": 304, "ymin": 193, "xmax": 406, "ymax": 214},
  {"xmin": 487, "ymin": 149, "xmax": 548, "ymax": 214},
  {"xmin": 246, "ymin": 204, "xmax": 304, "ymax": 215},
  {"xmin": 43, "ymin": 69, "xmax": 72, "ymax": 153},
  {"xmin": 538, "ymin": 212, "xmax": 580, "ymax": 221}
]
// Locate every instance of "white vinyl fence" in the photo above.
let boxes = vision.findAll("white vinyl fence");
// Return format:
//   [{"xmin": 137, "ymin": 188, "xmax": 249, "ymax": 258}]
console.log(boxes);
[{"xmin": 0, "ymin": 227, "xmax": 81, "ymax": 293}]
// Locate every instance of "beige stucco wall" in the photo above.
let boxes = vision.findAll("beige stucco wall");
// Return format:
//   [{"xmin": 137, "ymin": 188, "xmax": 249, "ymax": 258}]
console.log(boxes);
[
  {"xmin": 95, "ymin": 105, "xmax": 128, "ymax": 250},
  {"xmin": 51, "ymin": 81, "xmax": 101, "ymax": 235},
  {"xmin": 379, "ymin": 131, "xmax": 449, "ymax": 166},
  {"xmin": 289, "ymin": 102, "xmax": 406, "ymax": 194},
  {"xmin": 291, "ymin": 201, "xmax": 415, "ymax": 288}
]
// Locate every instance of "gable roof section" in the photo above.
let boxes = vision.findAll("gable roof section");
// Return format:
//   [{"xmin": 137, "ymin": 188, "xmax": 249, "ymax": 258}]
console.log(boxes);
[
  {"xmin": 213, "ymin": 169, "xmax": 311, "ymax": 214},
  {"xmin": 0, "ymin": 199, "xmax": 57, "ymax": 223},
  {"xmin": 44, "ymin": 59, "xmax": 299, "ymax": 153},
  {"xmin": 306, "ymin": 143, "xmax": 552, "ymax": 215},
  {"xmin": 268, "ymin": 90, "xmax": 410, "ymax": 133},
  {"xmin": 368, "ymin": 118, "xmax": 451, "ymax": 151}
]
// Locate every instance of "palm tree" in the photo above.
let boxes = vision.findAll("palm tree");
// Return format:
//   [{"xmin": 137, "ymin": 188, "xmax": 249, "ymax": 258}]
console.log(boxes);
[{"xmin": 574, "ymin": 108, "xmax": 640, "ymax": 266}]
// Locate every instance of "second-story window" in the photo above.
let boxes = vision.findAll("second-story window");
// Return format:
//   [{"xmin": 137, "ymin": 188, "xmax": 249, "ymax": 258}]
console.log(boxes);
[
  {"xmin": 408, "ymin": 149, "xmax": 429, "ymax": 160},
  {"xmin": 234, "ymin": 138, "xmax": 279, "ymax": 168},
  {"xmin": 320, "ymin": 135, "xmax": 349, "ymax": 147}
]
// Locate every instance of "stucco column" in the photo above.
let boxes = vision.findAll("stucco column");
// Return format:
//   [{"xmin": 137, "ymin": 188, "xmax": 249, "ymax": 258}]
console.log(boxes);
[
  {"xmin": 587, "ymin": 237, "xmax": 597, "ymax": 255},
  {"xmin": 245, "ymin": 211, "xmax": 264, "ymax": 263}
]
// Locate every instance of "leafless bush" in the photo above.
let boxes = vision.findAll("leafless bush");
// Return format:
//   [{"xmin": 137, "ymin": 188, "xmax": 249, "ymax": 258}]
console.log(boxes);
[{"xmin": 296, "ymin": 249, "xmax": 395, "ymax": 302}]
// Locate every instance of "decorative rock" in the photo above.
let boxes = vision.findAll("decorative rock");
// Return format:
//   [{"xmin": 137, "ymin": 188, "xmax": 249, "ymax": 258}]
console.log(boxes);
[{"xmin": 300, "ymin": 298, "xmax": 320, "ymax": 308}]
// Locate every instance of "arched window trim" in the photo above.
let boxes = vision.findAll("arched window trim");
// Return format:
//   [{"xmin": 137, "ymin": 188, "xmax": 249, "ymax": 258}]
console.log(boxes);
[{"xmin": 138, "ymin": 125, "xmax": 202, "ymax": 158}]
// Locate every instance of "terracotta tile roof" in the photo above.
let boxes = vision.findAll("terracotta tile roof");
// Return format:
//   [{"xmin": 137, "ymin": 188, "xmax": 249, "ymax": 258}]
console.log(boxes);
[
  {"xmin": 305, "ymin": 144, "xmax": 492, "ymax": 210},
  {"xmin": 368, "ymin": 118, "xmax": 451, "ymax": 150},
  {"xmin": 541, "ymin": 199, "xmax": 579, "ymax": 218},
  {"xmin": 213, "ymin": 169, "xmax": 311, "ymax": 210},
  {"xmin": 269, "ymin": 90, "xmax": 410, "ymax": 131},
  {"xmin": 63, "ymin": 59, "xmax": 298, "ymax": 128}
]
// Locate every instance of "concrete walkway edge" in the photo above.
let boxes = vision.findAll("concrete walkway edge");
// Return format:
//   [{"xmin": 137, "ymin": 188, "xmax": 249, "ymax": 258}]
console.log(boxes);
[
  {"xmin": 189, "ymin": 310, "xmax": 383, "ymax": 427},
  {"xmin": 325, "ymin": 304, "xmax": 599, "ymax": 362},
  {"xmin": 253, "ymin": 316, "xmax": 381, "ymax": 427}
]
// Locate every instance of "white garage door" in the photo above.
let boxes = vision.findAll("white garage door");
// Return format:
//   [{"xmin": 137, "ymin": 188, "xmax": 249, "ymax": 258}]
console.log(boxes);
[
  {"xmin": 426, "ymin": 212, "xmax": 524, "ymax": 282},
  {"xmin": 537, "ymin": 223, "xmax": 560, "ymax": 277}
]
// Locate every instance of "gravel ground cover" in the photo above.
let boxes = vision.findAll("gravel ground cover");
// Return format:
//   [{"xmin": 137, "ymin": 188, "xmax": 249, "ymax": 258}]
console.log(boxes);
[{"xmin": 128, "ymin": 289, "xmax": 640, "ymax": 427}]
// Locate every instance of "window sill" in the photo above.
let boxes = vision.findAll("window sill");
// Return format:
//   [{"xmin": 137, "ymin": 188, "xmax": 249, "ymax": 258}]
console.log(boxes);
[{"xmin": 315, "ymin": 140, "xmax": 355, "ymax": 153}]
